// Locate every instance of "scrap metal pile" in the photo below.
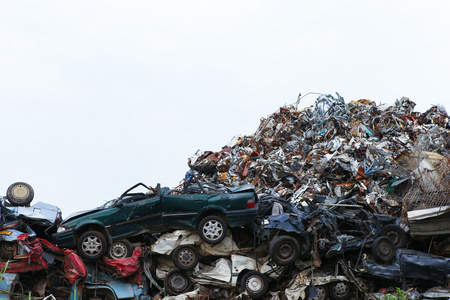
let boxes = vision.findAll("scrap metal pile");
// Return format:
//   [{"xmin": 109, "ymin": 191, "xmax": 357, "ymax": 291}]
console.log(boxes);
[
  {"xmin": 1, "ymin": 94, "xmax": 449, "ymax": 300},
  {"xmin": 189, "ymin": 95, "xmax": 449, "ymax": 207}
]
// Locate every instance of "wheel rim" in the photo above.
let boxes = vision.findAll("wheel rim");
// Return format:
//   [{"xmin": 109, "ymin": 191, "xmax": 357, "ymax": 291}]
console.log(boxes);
[
  {"xmin": 178, "ymin": 248, "xmax": 195, "ymax": 266},
  {"xmin": 378, "ymin": 240, "xmax": 393, "ymax": 257},
  {"xmin": 169, "ymin": 273, "xmax": 188, "ymax": 292},
  {"xmin": 277, "ymin": 241, "xmax": 295, "ymax": 262},
  {"xmin": 246, "ymin": 275, "xmax": 264, "ymax": 293},
  {"xmin": 332, "ymin": 282, "xmax": 350, "ymax": 298},
  {"xmin": 311, "ymin": 286, "xmax": 327, "ymax": 300},
  {"xmin": 82, "ymin": 236, "xmax": 103, "ymax": 256},
  {"xmin": 202, "ymin": 220, "xmax": 223, "ymax": 241},
  {"xmin": 11, "ymin": 185, "xmax": 30, "ymax": 200},
  {"xmin": 109, "ymin": 242, "xmax": 128, "ymax": 259}
]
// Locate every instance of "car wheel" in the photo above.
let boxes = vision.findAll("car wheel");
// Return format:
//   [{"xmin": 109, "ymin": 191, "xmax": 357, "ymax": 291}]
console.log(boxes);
[
  {"xmin": 329, "ymin": 281, "xmax": 352, "ymax": 300},
  {"xmin": 372, "ymin": 236, "xmax": 395, "ymax": 262},
  {"xmin": 198, "ymin": 215, "xmax": 227, "ymax": 244},
  {"xmin": 164, "ymin": 270, "xmax": 193, "ymax": 296},
  {"xmin": 78, "ymin": 231, "xmax": 107, "ymax": 261},
  {"xmin": 268, "ymin": 235, "xmax": 300, "ymax": 266},
  {"xmin": 6, "ymin": 182, "xmax": 34, "ymax": 206},
  {"xmin": 0, "ymin": 241, "xmax": 16, "ymax": 259},
  {"xmin": 306, "ymin": 285, "xmax": 329, "ymax": 300},
  {"xmin": 172, "ymin": 245, "xmax": 199, "ymax": 271},
  {"xmin": 107, "ymin": 239, "xmax": 133, "ymax": 259},
  {"xmin": 241, "ymin": 271, "xmax": 269, "ymax": 299},
  {"xmin": 381, "ymin": 224, "xmax": 407, "ymax": 248}
]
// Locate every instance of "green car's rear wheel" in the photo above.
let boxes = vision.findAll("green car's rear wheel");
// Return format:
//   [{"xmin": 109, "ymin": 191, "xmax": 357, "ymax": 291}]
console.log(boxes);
[{"xmin": 198, "ymin": 215, "xmax": 227, "ymax": 244}]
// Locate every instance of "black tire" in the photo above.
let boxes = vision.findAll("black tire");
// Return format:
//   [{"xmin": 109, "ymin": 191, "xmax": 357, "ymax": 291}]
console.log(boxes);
[
  {"xmin": 198, "ymin": 215, "xmax": 227, "ymax": 244},
  {"xmin": 0, "ymin": 241, "xmax": 16, "ymax": 259},
  {"xmin": 77, "ymin": 230, "xmax": 107, "ymax": 261},
  {"xmin": 329, "ymin": 281, "xmax": 352, "ymax": 300},
  {"xmin": 381, "ymin": 224, "xmax": 407, "ymax": 248},
  {"xmin": 268, "ymin": 235, "xmax": 300, "ymax": 266},
  {"xmin": 241, "ymin": 271, "xmax": 269, "ymax": 299},
  {"xmin": 172, "ymin": 245, "xmax": 199, "ymax": 271},
  {"xmin": 372, "ymin": 236, "xmax": 395, "ymax": 262},
  {"xmin": 164, "ymin": 270, "xmax": 193, "ymax": 296},
  {"xmin": 306, "ymin": 285, "xmax": 329, "ymax": 300},
  {"xmin": 6, "ymin": 182, "xmax": 34, "ymax": 206},
  {"xmin": 107, "ymin": 239, "xmax": 133, "ymax": 259}
]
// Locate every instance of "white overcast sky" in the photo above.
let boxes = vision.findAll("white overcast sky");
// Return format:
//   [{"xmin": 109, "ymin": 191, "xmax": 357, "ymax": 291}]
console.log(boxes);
[{"xmin": 1, "ymin": 1, "xmax": 449, "ymax": 217}]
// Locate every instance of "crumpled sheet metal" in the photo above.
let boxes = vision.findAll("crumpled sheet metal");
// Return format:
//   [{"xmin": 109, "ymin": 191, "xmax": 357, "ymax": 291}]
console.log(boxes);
[
  {"xmin": 154, "ymin": 255, "xmax": 175, "ymax": 281},
  {"xmin": 187, "ymin": 94, "xmax": 449, "ymax": 217},
  {"xmin": 193, "ymin": 258, "xmax": 232, "ymax": 286},
  {"xmin": 263, "ymin": 213, "xmax": 306, "ymax": 233},
  {"xmin": 0, "ymin": 234, "xmax": 86, "ymax": 284},
  {"xmin": 103, "ymin": 248, "xmax": 142, "ymax": 278},
  {"xmin": 0, "ymin": 200, "xmax": 60, "ymax": 224},
  {"xmin": 151, "ymin": 230, "xmax": 247, "ymax": 257}
]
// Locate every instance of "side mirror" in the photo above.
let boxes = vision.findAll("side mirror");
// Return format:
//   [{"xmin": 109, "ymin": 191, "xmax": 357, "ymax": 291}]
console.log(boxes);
[{"xmin": 115, "ymin": 200, "xmax": 124, "ymax": 208}]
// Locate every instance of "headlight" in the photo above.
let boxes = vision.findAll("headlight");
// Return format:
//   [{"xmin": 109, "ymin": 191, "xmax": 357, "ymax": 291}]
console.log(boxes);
[
  {"xmin": 57, "ymin": 226, "xmax": 67, "ymax": 233},
  {"xmin": 263, "ymin": 219, "xmax": 270, "ymax": 225}
]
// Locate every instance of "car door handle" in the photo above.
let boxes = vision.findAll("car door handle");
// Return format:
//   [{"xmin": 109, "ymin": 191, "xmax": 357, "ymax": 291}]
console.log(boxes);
[{"xmin": 195, "ymin": 200, "xmax": 203, "ymax": 202}]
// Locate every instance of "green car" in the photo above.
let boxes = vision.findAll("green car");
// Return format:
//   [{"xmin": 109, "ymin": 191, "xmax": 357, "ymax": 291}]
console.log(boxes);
[{"xmin": 53, "ymin": 182, "xmax": 258, "ymax": 261}]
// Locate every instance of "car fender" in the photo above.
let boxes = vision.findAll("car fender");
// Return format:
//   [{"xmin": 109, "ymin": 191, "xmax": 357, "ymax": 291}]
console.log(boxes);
[
  {"xmin": 196, "ymin": 206, "xmax": 228, "ymax": 224},
  {"xmin": 72, "ymin": 220, "xmax": 113, "ymax": 244},
  {"xmin": 231, "ymin": 254, "xmax": 257, "ymax": 287}
]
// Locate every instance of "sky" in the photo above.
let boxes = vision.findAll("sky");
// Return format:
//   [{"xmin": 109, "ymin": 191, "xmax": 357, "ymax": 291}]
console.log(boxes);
[{"xmin": 1, "ymin": 1, "xmax": 449, "ymax": 218}]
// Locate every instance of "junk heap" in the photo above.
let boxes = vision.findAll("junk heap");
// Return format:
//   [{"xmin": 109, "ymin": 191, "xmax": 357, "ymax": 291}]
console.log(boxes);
[{"xmin": 0, "ymin": 94, "xmax": 449, "ymax": 300}]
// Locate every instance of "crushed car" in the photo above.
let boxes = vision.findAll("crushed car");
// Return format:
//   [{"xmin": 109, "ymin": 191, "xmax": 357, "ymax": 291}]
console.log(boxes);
[
  {"xmin": 155, "ymin": 253, "xmax": 285, "ymax": 299},
  {"xmin": 148, "ymin": 229, "xmax": 285, "ymax": 299},
  {"xmin": 53, "ymin": 179, "xmax": 259, "ymax": 261},
  {"xmin": 360, "ymin": 248, "xmax": 450, "ymax": 293},
  {"xmin": 258, "ymin": 195, "xmax": 407, "ymax": 267},
  {"xmin": 0, "ymin": 182, "xmax": 62, "ymax": 259}
]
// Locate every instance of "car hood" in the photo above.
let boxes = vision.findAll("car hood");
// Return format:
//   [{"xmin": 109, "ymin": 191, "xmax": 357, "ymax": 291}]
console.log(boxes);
[{"xmin": 62, "ymin": 208, "xmax": 103, "ymax": 223}]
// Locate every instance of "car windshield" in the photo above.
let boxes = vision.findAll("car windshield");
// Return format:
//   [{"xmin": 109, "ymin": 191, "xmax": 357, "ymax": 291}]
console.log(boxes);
[{"xmin": 99, "ymin": 198, "xmax": 119, "ymax": 209}]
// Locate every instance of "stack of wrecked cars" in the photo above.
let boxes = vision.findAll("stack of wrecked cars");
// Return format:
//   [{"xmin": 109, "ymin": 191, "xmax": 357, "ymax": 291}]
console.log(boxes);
[{"xmin": 1, "ymin": 93, "xmax": 449, "ymax": 299}]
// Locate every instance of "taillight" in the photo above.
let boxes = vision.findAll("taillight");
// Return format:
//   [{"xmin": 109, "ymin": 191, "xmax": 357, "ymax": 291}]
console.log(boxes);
[{"xmin": 246, "ymin": 198, "xmax": 256, "ymax": 208}]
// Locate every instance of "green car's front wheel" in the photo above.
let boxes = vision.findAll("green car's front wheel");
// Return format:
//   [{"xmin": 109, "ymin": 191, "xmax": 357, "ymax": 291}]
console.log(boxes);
[{"xmin": 78, "ymin": 230, "xmax": 107, "ymax": 261}]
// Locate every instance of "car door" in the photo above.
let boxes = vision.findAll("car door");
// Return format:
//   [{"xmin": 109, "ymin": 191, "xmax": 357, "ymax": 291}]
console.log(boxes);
[
  {"xmin": 111, "ymin": 195, "xmax": 162, "ymax": 238},
  {"xmin": 161, "ymin": 194, "xmax": 209, "ymax": 229}
]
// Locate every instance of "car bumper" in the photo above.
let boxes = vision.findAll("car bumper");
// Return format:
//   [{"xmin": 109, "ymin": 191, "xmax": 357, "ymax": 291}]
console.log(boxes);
[{"xmin": 52, "ymin": 229, "xmax": 76, "ymax": 248}]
